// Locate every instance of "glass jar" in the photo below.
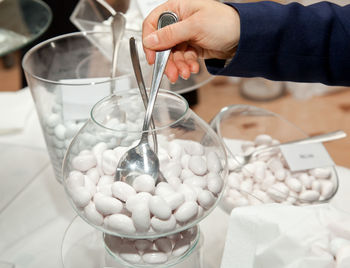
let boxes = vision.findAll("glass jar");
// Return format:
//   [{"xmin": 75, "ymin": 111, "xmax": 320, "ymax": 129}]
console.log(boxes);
[
  {"xmin": 62, "ymin": 89, "xmax": 228, "ymax": 238},
  {"xmin": 209, "ymin": 104, "xmax": 339, "ymax": 214},
  {"xmin": 22, "ymin": 31, "xmax": 137, "ymax": 183}
]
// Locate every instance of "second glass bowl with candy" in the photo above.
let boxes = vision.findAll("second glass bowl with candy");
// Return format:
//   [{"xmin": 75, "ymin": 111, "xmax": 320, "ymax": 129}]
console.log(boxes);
[
  {"xmin": 62, "ymin": 89, "xmax": 228, "ymax": 239},
  {"xmin": 210, "ymin": 104, "xmax": 339, "ymax": 214}
]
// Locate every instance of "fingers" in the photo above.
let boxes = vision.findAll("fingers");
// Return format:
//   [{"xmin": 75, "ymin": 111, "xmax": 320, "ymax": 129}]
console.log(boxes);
[{"xmin": 143, "ymin": 20, "xmax": 192, "ymax": 51}]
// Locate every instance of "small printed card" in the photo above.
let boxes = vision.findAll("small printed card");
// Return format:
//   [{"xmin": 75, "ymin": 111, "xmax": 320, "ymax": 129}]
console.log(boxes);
[
  {"xmin": 136, "ymin": 0, "xmax": 167, "ymax": 18},
  {"xmin": 60, "ymin": 75, "xmax": 131, "ymax": 121},
  {"xmin": 280, "ymin": 143, "xmax": 334, "ymax": 171}
]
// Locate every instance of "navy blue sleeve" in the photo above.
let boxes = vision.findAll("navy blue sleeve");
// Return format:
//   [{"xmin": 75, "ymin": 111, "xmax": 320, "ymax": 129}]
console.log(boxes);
[{"xmin": 205, "ymin": 1, "xmax": 350, "ymax": 86}]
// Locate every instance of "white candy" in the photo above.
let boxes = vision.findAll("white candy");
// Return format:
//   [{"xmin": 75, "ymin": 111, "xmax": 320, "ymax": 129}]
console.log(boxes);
[
  {"xmin": 72, "ymin": 153, "xmax": 97, "ymax": 172},
  {"xmin": 70, "ymin": 186, "xmax": 92, "ymax": 207},
  {"xmin": 155, "ymin": 238, "xmax": 173, "ymax": 253},
  {"xmin": 177, "ymin": 184, "xmax": 197, "ymax": 202},
  {"xmin": 299, "ymin": 190, "xmax": 320, "ymax": 202},
  {"xmin": 66, "ymin": 171, "xmax": 84, "ymax": 189},
  {"xmin": 180, "ymin": 169, "xmax": 195, "ymax": 180},
  {"xmin": 198, "ymin": 190, "xmax": 215, "ymax": 209},
  {"xmin": 163, "ymin": 192, "xmax": 185, "ymax": 211},
  {"xmin": 105, "ymin": 214, "xmax": 136, "ymax": 234},
  {"xmin": 267, "ymin": 183, "xmax": 289, "ymax": 202},
  {"xmin": 101, "ymin": 150, "xmax": 118, "ymax": 175},
  {"xmin": 126, "ymin": 192, "xmax": 152, "ymax": 212},
  {"xmin": 97, "ymin": 175, "xmax": 114, "ymax": 187},
  {"xmin": 311, "ymin": 180, "xmax": 322, "ymax": 193},
  {"xmin": 132, "ymin": 174, "xmax": 155, "ymax": 193},
  {"xmin": 111, "ymin": 181, "xmax": 136, "ymax": 202},
  {"xmin": 92, "ymin": 142, "xmax": 108, "ymax": 157},
  {"xmin": 54, "ymin": 124, "xmax": 66, "ymax": 140},
  {"xmin": 321, "ymin": 180, "xmax": 335, "ymax": 200},
  {"xmin": 188, "ymin": 155, "xmax": 207, "ymax": 176},
  {"xmin": 227, "ymin": 172, "xmax": 241, "ymax": 189},
  {"xmin": 119, "ymin": 244, "xmax": 142, "ymax": 263},
  {"xmin": 165, "ymin": 176, "xmax": 182, "ymax": 190},
  {"xmin": 168, "ymin": 141, "xmax": 183, "ymax": 160},
  {"xmin": 206, "ymin": 151, "xmax": 221, "ymax": 173},
  {"xmin": 254, "ymin": 134, "xmax": 273, "ymax": 146},
  {"xmin": 97, "ymin": 184, "xmax": 112, "ymax": 196},
  {"xmin": 94, "ymin": 193, "xmax": 123, "ymax": 215},
  {"xmin": 241, "ymin": 163, "xmax": 255, "ymax": 178},
  {"xmin": 241, "ymin": 141, "xmax": 254, "ymax": 152},
  {"xmin": 253, "ymin": 161, "xmax": 266, "ymax": 182},
  {"xmin": 310, "ymin": 167, "xmax": 331, "ymax": 179},
  {"xmin": 267, "ymin": 158, "xmax": 284, "ymax": 173},
  {"xmin": 46, "ymin": 113, "xmax": 60, "ymax": 128},
  {"xmin": 274, "ymin": 169, "xmax": 286, "ymax": 181},
  {"xmin": 180, "ymin": 154, "xmax": 191, "ymax": 169},
  {"xmin": 240, "ymin": 179, "xmax": 253, "ymax": 193},
  {"xmin": 163, "ymin": 162, "xmax": 182, "ymax": 179},
  {"xmin": 84, "ymin": 202, "xmax": 104, "ymax": 226},
  {"xmin": 84, "ymin": 176, "xmax": 97, "ymax": 196},
  {"xmin": 174, "ymin": 201, "xmax": 198, "ymax": 222},
  {"xmin": 172, "ymin": 238, "xmax": 190, "ymax": 257},
  {"xmin": 132, "ymin": 203, "xmax": 151, "ymax": 232},
  {"xmin": 149, "ymin": 196, "xmax": 172, "ymax": 220},
  {"xmin": 86, "ymin": 168, "xmax": 100, "ymax": 184},
  {"xmin": 155, "ymin": 182, "xmax": 175, "ymax": 198},
  {"xmin": 142, "ymin": 250, "xmax": 168, "ymax": 264},
  {"xmin": 227, "ymin": 157, "xmax": 240, "ymax": 171},
  {"xmin": 184, "ymin": 141, "xmax": 204, "ymax": 156},
  {"xmin": 184, "ymin": 176, "xmax": 207, "ymax": 189},
  {"xmin": 299, "ymin": 173, "xmax": 312, "ymax": 189},
  {"xmin": 151, "ymin": 215, "xmax": 177, "ymax": 232},
  {"xmin": 285, "ymin": 177, "xmax": 302, "ymax": 193},
  {"xmin": 207, "ymin": 174, "xmax": 223, "ymax": 194},
  {"xmin": 135, "ymin": 239, "xmax": 153, "ymax": 252}
]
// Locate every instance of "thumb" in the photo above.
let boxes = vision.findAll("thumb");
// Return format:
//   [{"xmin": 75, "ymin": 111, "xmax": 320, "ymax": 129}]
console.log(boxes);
[{"xmin": 143, "ymin": 20, "xmax": 192, "ymax": 50}]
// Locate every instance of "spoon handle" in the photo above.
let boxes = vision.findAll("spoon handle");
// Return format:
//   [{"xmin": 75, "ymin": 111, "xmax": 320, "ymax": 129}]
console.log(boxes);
[
  {"xmin": 279, "ymin": 130, "xmax": 347, "ymax": 146},
  {"xmin": 129, "ymin": 37, "xmax": 158, "ymax": 154},
  {"xmin": 110, "ymin": 12, "xmax": 126, "ymax": 94},
  {"xmin": 142, "ymin": 11, "xmax": 178, "ymax": 133}
]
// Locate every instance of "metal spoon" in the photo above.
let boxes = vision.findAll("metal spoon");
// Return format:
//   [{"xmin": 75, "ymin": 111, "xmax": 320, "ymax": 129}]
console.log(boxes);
[
  {"xmin": 236, "ymin": 130, "xmax": 346, "ymax": 166},
  {"xmin": 115, "ymin": 12, "xmax": 178, "ymax": 184},
  {"xmin": 129, "ymin": 37, "xmax": 158, "ymax": 154}
]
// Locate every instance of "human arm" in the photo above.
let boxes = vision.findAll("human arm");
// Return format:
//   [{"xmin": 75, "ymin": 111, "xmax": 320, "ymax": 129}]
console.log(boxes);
[{"xmin": 207, "ymin": 1, "xmax": 350, "ymax": 86}]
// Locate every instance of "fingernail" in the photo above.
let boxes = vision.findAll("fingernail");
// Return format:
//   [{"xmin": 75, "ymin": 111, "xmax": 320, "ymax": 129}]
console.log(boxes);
[{"xmin": 143, "ymin": 33, "xmax": 159, "ymax": 47}]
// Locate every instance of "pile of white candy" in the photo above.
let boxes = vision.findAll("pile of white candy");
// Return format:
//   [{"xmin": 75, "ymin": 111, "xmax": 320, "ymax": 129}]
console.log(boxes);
[
  {"xmin": 105, "ymin": 227, "xmax": 198, "ymax": 265},
  {"xmin": 42, "ymin": 93, "xmax": 146, "ymax": 181},
  {"xmin": 222, "ymin": 134, "xmax": 336, "ymax": 213},
  {"xmin": 65, "ymin": 136, "xmax": 224, "ymax": 236}
]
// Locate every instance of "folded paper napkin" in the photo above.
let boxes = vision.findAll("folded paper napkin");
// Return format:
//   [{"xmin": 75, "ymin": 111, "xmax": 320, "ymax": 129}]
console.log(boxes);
[
  {"xmin": 0, "ymin": 88, "xmax": 33, "ymax": 134},
  {"xmin": 221, "ymin": 203, "xmax": 350, "ymax": 268}
]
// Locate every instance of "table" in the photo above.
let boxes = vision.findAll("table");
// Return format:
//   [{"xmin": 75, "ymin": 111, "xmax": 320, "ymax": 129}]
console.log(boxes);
[{"xmin": 1, "ymin": 88, "xmax": 349, "ymax": 268}]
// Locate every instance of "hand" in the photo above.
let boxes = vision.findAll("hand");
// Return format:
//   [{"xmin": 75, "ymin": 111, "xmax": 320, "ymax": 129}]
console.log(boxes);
[{"xmin": 142, "ymin": 0, "xmax": 240, "ymax": 83}]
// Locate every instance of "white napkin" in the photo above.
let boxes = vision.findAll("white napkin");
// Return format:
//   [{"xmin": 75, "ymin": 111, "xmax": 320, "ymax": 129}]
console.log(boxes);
[
  {"xmin": 221, "ymin": 203, "xmax": 350, "ymax": 268},
  {"xmin": 0, "ymin": 89, "xmax": 33, "ymax": 134}
]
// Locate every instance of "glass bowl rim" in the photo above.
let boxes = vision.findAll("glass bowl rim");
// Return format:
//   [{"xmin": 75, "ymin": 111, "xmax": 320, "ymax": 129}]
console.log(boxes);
[
  {"xmin": 21, "ymin": 30, "xmax": 137, "ymax": 86},
  {"xmin": 90, "ymin": 89, "xmax": 190, "ymax": 134}
]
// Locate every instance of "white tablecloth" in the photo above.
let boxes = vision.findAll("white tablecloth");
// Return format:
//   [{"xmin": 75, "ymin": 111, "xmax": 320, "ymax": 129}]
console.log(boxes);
[{"xmin": 0, "ymin": 89, "xmax": 349, "ymax": 268}]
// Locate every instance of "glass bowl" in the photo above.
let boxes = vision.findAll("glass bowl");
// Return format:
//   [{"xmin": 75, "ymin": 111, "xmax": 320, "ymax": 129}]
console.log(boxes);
[
  {"xmin": 209, "ymin": 104, "xmax": 339, "ymax": 214},
  {"xmin": 62, "ymin": 89, "xmax": 228, "ymax": 238}
]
